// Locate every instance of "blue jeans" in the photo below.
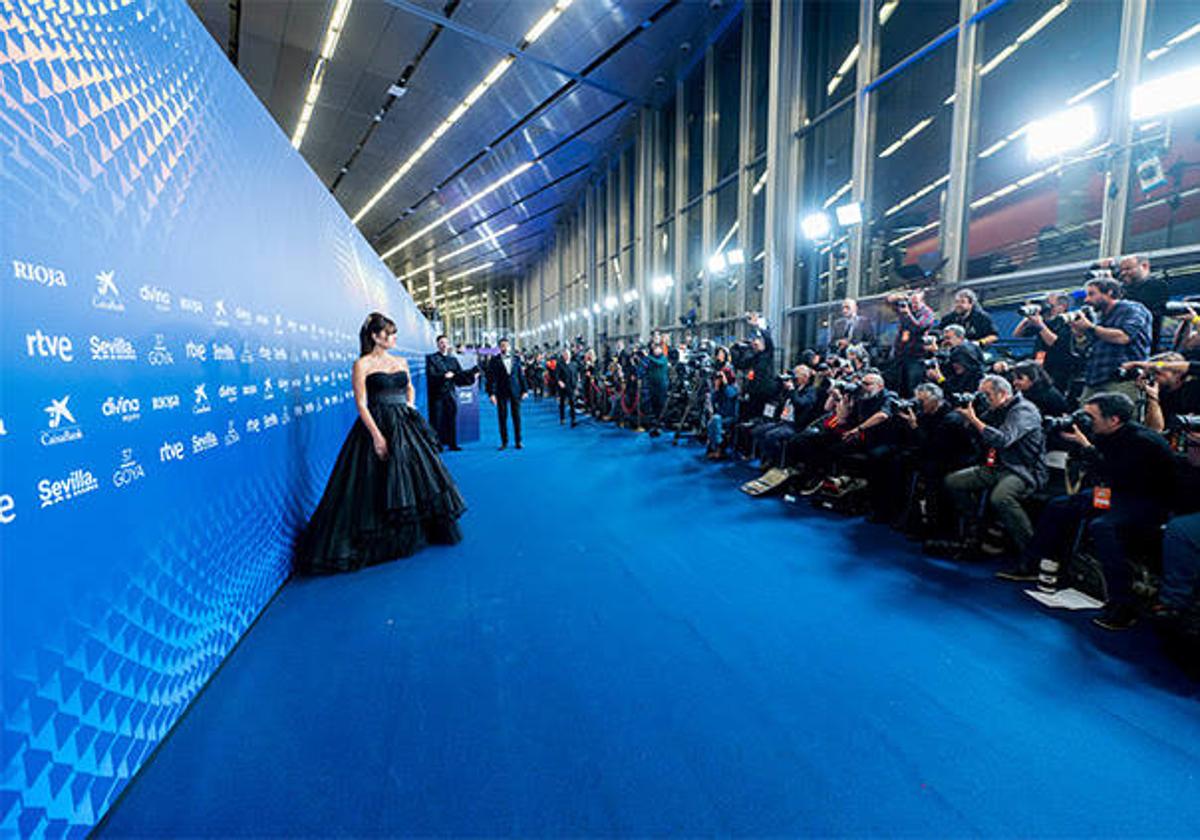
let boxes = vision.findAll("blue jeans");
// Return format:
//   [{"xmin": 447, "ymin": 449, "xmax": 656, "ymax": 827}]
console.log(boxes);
[
  {"xmin": 708, "ymin": 414, "xmax": 732, "ymax": 451},
  {"xmin": 1159, "ymin": 513, "xmax": 1200, "ymax": 609}
]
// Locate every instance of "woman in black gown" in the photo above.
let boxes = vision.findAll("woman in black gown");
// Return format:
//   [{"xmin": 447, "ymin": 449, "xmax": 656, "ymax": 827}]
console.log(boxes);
[{"xmin": 297, "ymin": 313, "xmax": 466, "ymax": 574}]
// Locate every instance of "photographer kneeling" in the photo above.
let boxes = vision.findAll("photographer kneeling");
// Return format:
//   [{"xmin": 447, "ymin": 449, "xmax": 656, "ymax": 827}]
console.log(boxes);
[
  {"xmin": 1122, "ymin": 353, "xmax": 1200, "ymax": 432},
  {"xmin": 995, "ymin": 393, "xmax": 1175, "ymax": 631},
  {"xmin": 942, "ymin": 375, "xmax": 1047, "ymax": 557},
  {"xmin": 749, "ymin": 365, "xmax": 822, "ymax": 467},
  {"xmin": 926, "ymin": 324, "xmax": 984, "ymax": 394},
  {"xmin": 705, "ymin": 357, "xmax": 741, "ymax": 460}
]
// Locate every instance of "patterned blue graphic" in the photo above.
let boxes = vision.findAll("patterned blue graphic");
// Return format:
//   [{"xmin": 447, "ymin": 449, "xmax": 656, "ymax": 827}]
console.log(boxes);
[{"xmin": 0, "ymin": 1, "xmax": 434, "ymax": 835}]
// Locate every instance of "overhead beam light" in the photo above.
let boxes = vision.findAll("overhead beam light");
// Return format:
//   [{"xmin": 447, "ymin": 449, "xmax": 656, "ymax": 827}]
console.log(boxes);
[
  {"xmin": 1026, "ymin": 103, "xmax": 1097, "ymax": 160},
  {"xmin": 380, "ymin": 161, "xmax": 534, "ymax": 259},
  {"xmin": 398, "ymin": 261, "xmax": 434, "ymax": 281},
  {"xmin": 834, "ymin": 202, "xmax": 863, "ymax": 227},
  {"xmin": 1132, "ymin": 66, "xmax": 1200, "ymax": 121},
  {"xmin": 879, "ymin": 118, "xmax": 933, "ymax": 158},
  {"xmin": 291, "ymin": 0, "xmax": 353, "ymax": 149},
  {"xmin": 352, "ymin": 0, "xmax": 573, "ymax": 223},
  {"xmin": 801, "ymin": 212, "xmax": 833, "ymax": 241},
  {"xmin": 436, "ymin": 223, "xmax": 519, "ymax": 263},
  {"xmin": 445, "ymin": 262, "xmax": 494, "ymax": 282}
]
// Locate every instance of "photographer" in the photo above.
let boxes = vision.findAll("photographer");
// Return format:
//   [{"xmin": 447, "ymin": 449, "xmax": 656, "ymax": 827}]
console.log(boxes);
[
  {"xmin": 996, "ymin": 393, "xmax": 1175, "ymax": 631},
  {"xmin": 1010, "ymin": 361, "xmax": 1069, "ymax": 418},
  {"xmin": 944, "ymin": 374, "xmax": 1047, "ymax": 557},
  {"xmin": 792, "ymin": 372, "xmax": 896, "ymax": 492},
  {"xmin": 1155, "ymin": 430, "xmax": 1200, "ymax": 616},
  {"xmin": 887, "ymin": 289, "xmax": 936, "ymax": 396},
  {"xmin": 705, "ymin": 354, "xmax": 741, "ymax": 460},
  {"xmin": 641, "ymin": 341, "xmax": 670, "ymax": 437},
  {"xmin": 939, "ymin": 289, "xmax": 999, "ymax": 346},
  {"xmin": 736, "ymin": 313, "xmax": 780, "ymax": 420},
  {"xmin": 750, "ymin": 365, "xmax": 822, "ymax": 466},
  {"xmin": 1013, "ymin": 293, "xmax": 1078, "ymax": 392},
  {"xmin": 1122, "ymin": 354, "xmax": 1200, "ymax": 432},
  {"xmin": 828, "ymin": 298, "xmax": 875, "ymax": 356},
  {"xmin": 1171, "ymin": 301, "xmax": 1200, "ymax": 359},
  {"xmin": 925, "ymin": 324, "xmax": 984, "ymax": 394},
  {"xmin": 556, "ymin": 348, "xmax": 579, "ymax": 427},
  {"xmin": 1074, "ymin": 276, "xmax": 1153, "ymax": 401},
  {"xmin": 1103, "ymin": 254, "xmax": 1168, "ymax": 350},
  {"xmin": 868, "ymin": 383, "xmax": 977, "ymax": 529}
]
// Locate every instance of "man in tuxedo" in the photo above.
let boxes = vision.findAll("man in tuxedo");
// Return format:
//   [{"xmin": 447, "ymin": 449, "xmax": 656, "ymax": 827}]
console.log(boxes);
[
  {"xmin": 485, "ymin": 337, "xmax": 526, "ymax": 450},
  {"xmin": 557, "ymin": 348, "xmax": 579, "ymax": 427},
  {"xmin": 828, "ymin": 298, "xmax": 875, "ymax": 356},
  {"xmin": 425, "ymin": 334, "xmax": 477, "ymax": 451}
]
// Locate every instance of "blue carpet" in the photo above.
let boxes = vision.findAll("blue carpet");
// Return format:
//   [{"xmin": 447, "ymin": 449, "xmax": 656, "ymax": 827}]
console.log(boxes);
[{"xmin": 98, "ymin": 400, "xmax": 1200, "ymax": 837}]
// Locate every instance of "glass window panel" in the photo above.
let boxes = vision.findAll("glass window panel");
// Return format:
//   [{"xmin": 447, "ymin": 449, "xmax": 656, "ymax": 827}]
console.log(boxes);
[
  {"xmin": 878, "ymin": 0, "xmax": 958, "ymax": 74},
  {"xmin": 748, "ymin": 160, "xmax": 766, "ymax": 317},
  {"xmin": 685, "ymin": 68, "xmax": 706, "ymax": 200},
  {"xmin": 659, "ymin": 102, "xmax": 676, "ymax": 221},
  {"xmin": 654, "ymin": 221, "xmax": 675, "ymax": 328},
  {"xmin": 797, "ymin": 104, "xmax": 853, "ymax": 307},
  {"xmin": 804, "ymin": 0, "xmax": 860, "ymax": 112},
  {"xmin": 686, "ymin": 209, "xmax": 704, "ymax": 322},
  {"xmin": 751, "ymin": 0, "xmax": 771, "ymax": 157},
  {"xmin": 966, "ymin": 0, "xmax": 1122, "ymax": 278},
  {"xmin": 712, "ymin": 180, "xmax": 740, "ymax": 325},
  {"xmin": 716, "ymin": 19, "xmax": 743, "ymax": 180},
  {"xmin": 869, "ymin": 40, "xmax": 954, "ymax": 293},
  {"xmin": 1125, "ymin": 2, "xmax": 1200, "ymax": 254}
]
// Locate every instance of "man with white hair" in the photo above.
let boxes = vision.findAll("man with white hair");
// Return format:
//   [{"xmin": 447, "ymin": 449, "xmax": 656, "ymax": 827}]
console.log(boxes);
[{"xmin": 943, "ymin": 374, "xmax": 1047, "ymax": 556}]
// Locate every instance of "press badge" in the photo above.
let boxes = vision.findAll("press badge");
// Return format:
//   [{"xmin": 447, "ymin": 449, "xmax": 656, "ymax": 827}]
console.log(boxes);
[{"xmin": 1092, "ymin": 486, "xmax": 1112, "ymax": 510}]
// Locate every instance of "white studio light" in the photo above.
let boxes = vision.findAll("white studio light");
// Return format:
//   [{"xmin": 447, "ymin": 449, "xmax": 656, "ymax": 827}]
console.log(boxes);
[
  {"xmin": 592, "ymin": 302, "xmax": 602, "ymax": 314},
  {"xmin": 801, "ymin": 211, "xmax": 833, "ymax": 241},
  {"xmin": 835, "ymin": 202, "xmax": 863, "ymax": 227},
  {"xmin": 1026, "ymin": 104, "xmax": 1097, "ymax": 160},
  {"xmin": 725, "ymin": 248, "xmax": 745, "ymax": 266},
  {"xmin": 1132, "ymin": 66, "xmax": 1200, "ymax": 121},
  {"xmin": 707, "ymin": 253, "xmax": 728, "ymax": 274},
  {"xmin": 651, "ymin": 274, "xmax": 675, "ymax": 295},
  {"xmin": 604, "ymin": 295, "xmax": 619, "ymax": 311}
]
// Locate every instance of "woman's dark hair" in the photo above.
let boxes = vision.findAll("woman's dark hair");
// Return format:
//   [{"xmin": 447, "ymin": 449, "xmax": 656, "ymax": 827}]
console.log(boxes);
[
  {"xmin": 1012, "ymin": 361, "xmax": 1051, "ymax": 387},
  {"xmin": 714, "ymin": 345, "xmax": 730, "ymax": 365},
  {"xmin": 359, "ymin": 312, "xmax": 397, "ymax": 356}
]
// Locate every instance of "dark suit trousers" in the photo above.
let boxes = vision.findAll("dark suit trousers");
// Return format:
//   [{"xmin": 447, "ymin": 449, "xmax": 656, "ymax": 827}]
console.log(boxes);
[
  {"xmin": 430, "ymin": 393, "xmax": 457, "ymax": 448},
  {"xmin": 559, "ymin": 389, "xmax": 576, "ymax": 424},
  {"xmin": 496, "ymin": 395, "xmax": 522, "ymax": 445}
]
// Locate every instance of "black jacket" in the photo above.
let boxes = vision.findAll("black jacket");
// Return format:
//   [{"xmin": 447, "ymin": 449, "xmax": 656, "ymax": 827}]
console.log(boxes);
[
  {"xmin": 940, "ymin": 307, "xmax": 998, "ymax": 342},
  {"xmin": 426, "ymin": 351, "xmax": 470, "ymax": 402},
  {"xmin": 1078, "ymin": 422, "xmax": 1176, "ymax": 517},
  {"xmin": 485, "ymin": 353, "xmax": 526, "ymax": 399},
  {"xmin": 742, "ymin": 329, "xmax": 779, "ymax": 400},
  {"xmin": 557, "ymin": 359, "xmax": 579, "ymax": 393}
]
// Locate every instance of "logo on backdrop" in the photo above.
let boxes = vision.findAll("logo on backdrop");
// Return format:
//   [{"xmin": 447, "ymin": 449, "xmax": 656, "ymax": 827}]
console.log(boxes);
[
  {"xmin": 112, "ymin": 448, "xmax": 146, "ymax": 487},
  {"xmin": 218, "ymin": 384, "xmax": 238, "ymax": 403},
  {"xmin": 191, "ymin": 430, "xmax": 218, "ymax": 454},
  {"xmin": 101, "ymin": 395, "xmax": 141, "ymax": 423},
  {"xmin": 262, "ymin": 378, "xmax": 275, "ymax": 400},
  {"xmin": 213, "ymin": 299, "xmax": 230, "ymax": 327},
  {"xmin": 192, "ymin": 384, "xmax": 212, "ymax": 414},
  {"xmin": 212, "ymin": 341, "xmax": 234, "ymax": 361},
  {"xmin": 0, "ymin": 417, "xmax": 7, "ymax": 436},
  {"xmin": 152, "ymin": 393, "xmax": 181, "ymax": 411},
  {"xmin": 148, "ymin": 333, "xmax": 175, "ymax": 365},
  {"xmin": 263, "ymin": 412, "xmax": 279, "ymax": 429},
  {"xmin": 25, "ymin": 329, "xmax": 74, "ymax": 362},
  {"xmin": 12, "ymin": 259, "xmax": 67, "ymax": 289},
  {"xmin": 185, "ymin": 340, "xmax": 208, "ymax": 361},
  {"xmin": 92, "ymin": 270, "xmax": 125, "ymax": 312},
  {"xmin": 224, "ymin": 420, "xmax": 240, "ymax": 446},
  {"xmin": 0, "ymin": 493, "xmax": 14, "ymax": 524},
  {"xmin": 38, "ymin": 468, "xmax": 99, "ymax": 508},
  {"xmin": 139, "ymin": 284, "xmax": 172, "ymax": 312},
  {"xmin": 239, "ymin": 342, "xmax": 255, "ymax": 364},
  {"xmin": 159, "ymin": 439, "xmax": 186, "ymax": 462},
  {"xmin": 179, "ymin": 296, "xmax": 204, "ymax": 315},
  {"xmin": 90, "ymin": 334, "xmax": 137, "ymax": 361},
  {"xmin": 245, "ymin": 417, "xmax": 261, "ymax": 433},
  {"xmin": 41, "ymin": 396, "xmax": 83, "ymax": 447}
]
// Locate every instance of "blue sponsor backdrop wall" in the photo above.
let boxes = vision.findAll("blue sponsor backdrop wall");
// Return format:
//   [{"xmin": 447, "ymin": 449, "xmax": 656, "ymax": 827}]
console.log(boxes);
[{"xmin": 0, "ymin": 1, "xmax": 436, "ymax": 834}]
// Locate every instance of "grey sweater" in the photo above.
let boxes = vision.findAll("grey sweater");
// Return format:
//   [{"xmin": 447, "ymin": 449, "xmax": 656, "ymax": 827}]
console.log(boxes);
[{"xmin": 978, "ymin": 394, "xmax": 1047, "ymax": 490}]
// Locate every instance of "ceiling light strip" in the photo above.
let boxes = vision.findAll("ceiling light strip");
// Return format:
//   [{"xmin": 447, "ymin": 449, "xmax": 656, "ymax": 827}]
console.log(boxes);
[
  {"xmin": 437, "ymin": 223, "xmax": 519, "ymax": 263},
  {"xmin": 291, "ymin": 0, "xmax": 354, "ymax": 149},
  {"xmin": 352, "ymin": 0, "xmax": 575, "ymax": 223}
]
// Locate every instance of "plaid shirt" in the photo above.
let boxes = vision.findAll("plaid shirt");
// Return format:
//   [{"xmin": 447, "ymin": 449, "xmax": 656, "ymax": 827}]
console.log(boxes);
[{"xmin": 1084, "ymin": 299, "xmax": 1152, "ymax": 385}]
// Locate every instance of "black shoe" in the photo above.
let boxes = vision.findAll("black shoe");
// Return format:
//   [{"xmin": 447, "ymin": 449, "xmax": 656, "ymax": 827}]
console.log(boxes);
[
  {"xmin": 498, "ymin": 444, "xmax": 507, "ymax": 451},
  {"xmin": 570, "ymin": 421, "xmax": 578, "ymax": 428},
  {"xmin": 649, "ymin": 429, "xmax": 661, "ymax": 438},
  {"xmin": 995, "ymin": 564, "xmax": 1038, "ymax": 582},
  {"xmin": 515, "ymin": 442, "xmax": 523, "ymax": 449},
  {"xmin": 448, "ymin": 445, "xmax": 463, "ymax": 451},
  {"xmin": 1093, "ymin": 604, "xmax": 1138, "ymax": 631},
  {"xmin": 923, "ymin": 538, "xmax": 970, "ymax": 560}
]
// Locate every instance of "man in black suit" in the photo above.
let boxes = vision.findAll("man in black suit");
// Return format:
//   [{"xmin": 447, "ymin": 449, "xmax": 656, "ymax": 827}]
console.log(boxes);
[
  {"xmin": 425, "ymin": 334, "xmax": 477, "ymax": 451},
  {"xmin": 557, "ymin": 348, "xmax": 579, "ymax": 427},
  {"xmin": 485, "ymin": 337, "xmax": 526, "ymax": 450},
  {"xmin": 828, "ymin": 298, "xmax": 875, "ymax": 356}
]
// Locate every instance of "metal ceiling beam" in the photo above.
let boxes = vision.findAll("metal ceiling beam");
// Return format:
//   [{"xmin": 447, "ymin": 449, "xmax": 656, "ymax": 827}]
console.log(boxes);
[{"xmin": 381, "ymin": 0, "xmax": 644, "ymax": 106}]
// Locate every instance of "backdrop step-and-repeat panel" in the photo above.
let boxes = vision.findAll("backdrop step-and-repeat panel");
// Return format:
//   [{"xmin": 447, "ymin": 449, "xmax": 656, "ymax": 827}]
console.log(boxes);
[{"xmin": 0, "ymin": 1, "xmax": 436, "ymax": 835}]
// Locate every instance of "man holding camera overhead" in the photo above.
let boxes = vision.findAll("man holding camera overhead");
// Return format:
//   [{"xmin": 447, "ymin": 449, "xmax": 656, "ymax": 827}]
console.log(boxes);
[
  {"xmin": 1012, "ymin": 293, "xmax": 1079, "ymax": 394},
  {"xmin": 887, "ymin": 289, "xmax": 936, "ymax": 397},
  {"xmin": 1073, "ymin": 276, "xmax": 1152, "ymax": 403}
]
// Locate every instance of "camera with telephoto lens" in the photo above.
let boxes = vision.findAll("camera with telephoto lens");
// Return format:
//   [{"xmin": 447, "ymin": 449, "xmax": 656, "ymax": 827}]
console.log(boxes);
[
  {"xmin": 1114, "ymin": 365, "xmax": 1144, "ymax": 382},
  {"xmin": 1168, "ymin": 414, "xmax": 1200, "ymax": 433},
  {"xmin": 1044, "ymin": 409, "xmax": 1094, "ymax": 435},
  {"xmin": 830, "ymin": 379, "xmax": 861, "ymax": 399},
  {"xmin": 1020, "ymin": 299, "xmax": 1053, "ymax": 319},
  {"xmin": 1063, "ymin": 304, "xmax": 1099, "ymax": 325},
  {"xmin": 1164, "ymin": 297, "xmax": 1200, "ymax": 315},
  {"xmin": 950, "ymin": 391, "xmax": 991, "ymax": 414},
  {"xmin": 891, "ymin": 397, "xmax": 919, "ymax": 413}
]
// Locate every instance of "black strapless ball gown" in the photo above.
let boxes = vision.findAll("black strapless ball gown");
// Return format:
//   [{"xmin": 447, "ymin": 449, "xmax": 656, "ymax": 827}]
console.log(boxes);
[{"xmin": 297, "ymin": 370, "xmax": 466, "ymax": 574}]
